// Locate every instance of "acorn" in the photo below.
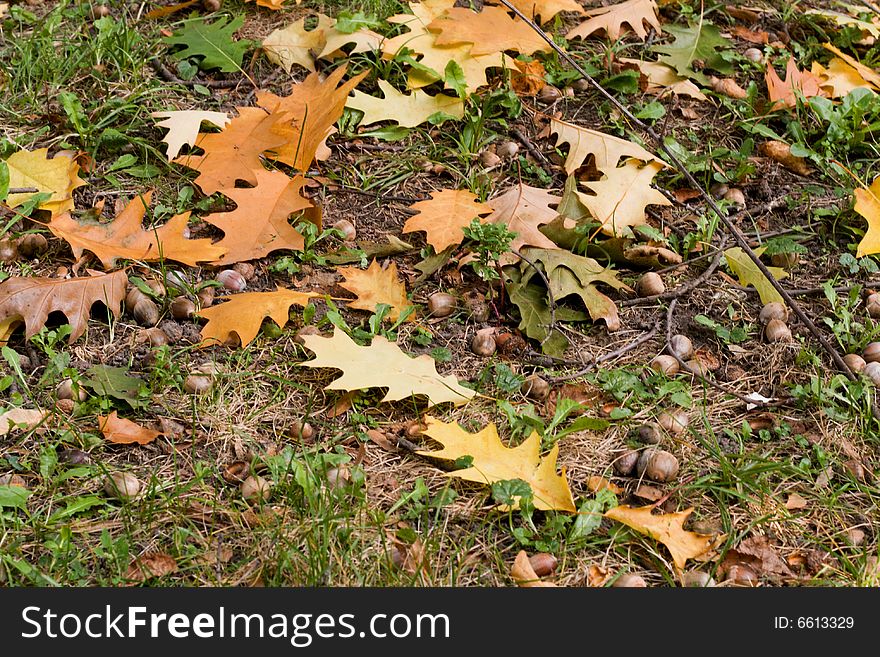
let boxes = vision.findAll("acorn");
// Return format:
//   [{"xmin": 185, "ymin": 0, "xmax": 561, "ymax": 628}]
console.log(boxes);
[
  {"xmin": 132, "ymin": 298, "xmax": 160, "ymax": 327},
  {"xmin": 764, "ymin": 319, "xmax": 791, "ymax": 343},
  {"xmin": 612, "ymin": 573, "xmax": 647, "ymax": 587},
  {"xmin": 521, "ymin": 374, "xmax": 550, "ymax": 401},
  {"xmin": 0, "ymin": 473, "xmax": 26, "ymax": 488},
  {"xmin": 470, "ymin": 331, "xmax": 497, "ymax": 357},
  {"xmin": 613, "ymin": 449, "xmax": 640, "ymax": 476},
  {"xmin": 241, "ymin": 475, "xmax": 270, "ymax": 502},
  {"xmin": 496, "ymin": 141, "xmax": 520, "ymax": 158},
  {"xmin": 637, "ymin": 449, "xmax": 679, "ymax": 482},
  {"xmin": 326, "ymin": 466, "xmax": 351, "ymax": 490},
  {"xmin": 538, "ymin": 85, "xmax": 562, "ymax": 102},
  {"xmin": 184, "ymin": 374, "xmax": 212, "ymax": 395},
  {"xmin": 222, "ymin": 461, "xmax": 249, "ymax": 484},
  {"xmin": 164, "ymin": 270, "xmax": 189, "ymax": 291},
  {"xmin": 141, "ymin": 327, "xmax": 168, "ymax": 347},
  {"xmin": 480, "ymin": 150, "xmax": 502, "ymax": 168},
  {"xmin": 650, "ymin": 355, "xmax": 679, "ymax": 376},
  {"xmin": 682, "ymin": 571, "xmax": 715, "ymax": 587},
  {"xmin": 864, "ymin": 342, "xmax": 880, "ymax": 363},
  {"xmin": 232, "ymin": 262, "xmax": 256, "ymax": 282},
  {"xmin": 125, "ymin": 287, "xmax": 148, "ymax": 312},
  {"xmin": 528, "ymin": 553, "xmax": 558, "ymax": 577},
  {"xmin": 682, "ymin": 358, "xmax": 710, "ymax": 378},
  {"xmin": 56, "ymin": 378, "xmax": 87, "ymax": 402},
  {"xmin": 863, "ymin": 361, "xmax": 880, "ymax": 385},
  {"xmin": 217, "ymin": 269, "xmax": 247, "ymax": 292},
  {"xmin": 287, "ymin": 420, "xmax": 315, "ymax": 441},
  {"xmin": 743, "ymin": 47, "xmax": 763, "ymax": 63},
  {"xmin": 709, "ymin": 182, "xmax": 729, "ymax": 199},
  {"xmin": 55, "ymin": 399, "xmax": 75, "ymax": 414},
  {"xmin": 202, "ymin": 0, "xmax": 221, "ymax": 10},
  {"xmin": 658, "ymin": 410, "xmax": 688, "ymax": 434},
  {"xmin": 637, "ymin": 422, "xmax": 663, "ymax": 445},
  {"xmin": 463, "ymin": 290, "xmax": 490, "ymax": 322},
  {"xmin": 103, "ymin": 472, "xmax": 140, "ymax": 500},
  {"xmin": 844, "ymin": 353, "xmax": 866, "ymax": 374},
  {"xmin": 0, "ymin": 239, "xmax": 19, "ymax": 262},
  {"xmin": 427, "ymin": 292, "xmax": 456, "ymax": 318},
  {"xmin": 770, "ymin": 252, "xmax": 798, "ymax": 269},
  {"xmin": 723, "ymin": 187, "xmax": 746, "ymax": 207},
  {"xmin": 668, "ymin": 334, "xmax": 694, "ymax": 360},
  {"xmin": 91, "ymin": 4, "xmax": 111, "ymax": 18},
  {"xmin": 867, "ymin": 293, "xmax": 880, "ymax": 319},
  {"xmin": 759, "ymin": 302, "xmax": 788, "ymax": 324},
  {"xmin": 636, "ymin": 272, "xmax": 665, "ymax": 297},
  {"xmin": 17, "ymin": 233, "xmax": 48, "ymax": 258},
  {"xmin": 196, "ymin": 286, "xmax": 215, "ymax": 309},
  {"xmin": 572, "ymin": 78, "xmax": 590, "ymax": 92},
  {"xmin": 171, "ymin": 296, "xmax": 196, "ymax": 320},
  {"xmin": 332, "ymin": 219, "xmax": 357, "ymax": 242}
]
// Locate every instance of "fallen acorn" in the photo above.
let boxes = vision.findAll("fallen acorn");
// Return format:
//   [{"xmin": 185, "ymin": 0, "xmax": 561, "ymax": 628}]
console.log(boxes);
[
  {"xmin": 479, "ymin": 150, "xmax": 501, "ymax": 168},
  {"xmin": 636, "ymin": 422, "xmax": 663, "ymax": 445},
  {"xmin": 332, "ymin": 219, "xmax": 357, "ymax": 242},
  {"xmin": 232, "ymin": 262, "xmax": 256, "ymax": 282},
  {"xmin": 197, "ymin": 285, "xmax": 215, "ymax": 309},
  {"xmin": 612, "ymin": 573, "xmax": 647, "ymax": 588},
  {"xmin": 0, "ymin": 239, "xmax": 18, "ymax": 262},
  {"xmin": 427, "ymin": 292, "xmax": 456, "ymax": 318},
  {"xmin": 743, "ymin": 47, "xmax": 763, "ymax": 62},
  {"xmin": 682, "ymin": 571, "xmax": 715, "ymax": 587},
  {"xmin": 863, "ymin": 361, "xmax": 880, "ymax": 386},
  {"xmin": 17, "ymin": 233, "xmax": 48, "ymax": 258},
  {"xmin": 326, "ymin": 466, "xmax": 351, "ymax": 490},
  {"xmin": 132, "ymin": 297, "xmax": 160, "ymax": 327},
  {"xmin": 636, "ymin": 271, "xmax": 665, "ymax": 297},
  {"xmin": 650, "ymin": 354, "xmax": 679, "ymax": 376},
  {"xmin": 843, "ymin": 353, "xmax": 866, "ymax": 374},
  {"xmin": 759, "ymin": 302, "xmax": 788, "ymax": 324},
  {"xmin": 770, "ymin": 252, "xmax": 798, "ymax": 269},
  {"xmin": 56, "ymin": 378, "xmax": 87, "ymax": 402},
  {"xmin": 496, "ymin": 140, "xmax": 519, "ymax": 158},
  {"xmin": 723, "ymin": 187, "xmax": 746, "ymax": 208},
  {"xmin": 613, "ymin": 449, "xmax": 640, "ymax": 476},
  {"xmin": 287, "ymin": 420, "xmax": 315, "ymax": 441},
  {"xmin": 217, "ymin": 269, "xmax": 247, "ymax": 292},
  {"xmin": 637, "ymin": 448, "xmax": 679, "ymax": 483},
  {"xmin": 864, "ymin": 342, "xmax": 880, "ymax": 363},
  {"xmin": 470, "ymin": 330, "xmax": 496, "ymax": 357},
  {"xmin": 538, "ymin": 85, "xmax": 562, "ymax": 102},
  {"xmin": 764, "ymin": 319, "xmax": 792, "ymax": 343},
  {"xmin": 171, "ymin": 296, "xmax": 196, "ymax": 320},
  {"xmin": 658, "ymin": 410, "xmax": 688, "ymax": 435},
  {"xmin": 241, "ymin": 475, "xmax": 270, "ymax": 502},
  {"xmin": 184, "ymin": 374, "xmax": 212, "ymax": 395},
  {"xmin": 521, "ymin": 374, "xmax": 550, "ymax": 401},
  {"xmin": 867, "ymin": 293, "xmax": 880, "ymax": 319},
  {"xmin": 104, "ymin": 472, "xmax": 140, "ymax": 501},
  {"xmin": 668, "ymin": 334, "xmax": 694, "ymax": 360},
  {"xmin": 528, "ymin": 553, "xmax": 558, "ymax": 577}
]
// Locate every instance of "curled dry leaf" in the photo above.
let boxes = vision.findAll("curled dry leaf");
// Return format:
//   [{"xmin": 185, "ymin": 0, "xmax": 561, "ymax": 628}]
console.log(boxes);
[
  {"xmin": 758, "ymin": 140, "xmax": 812, "ymax": 176},
  {"xmin": 338, "ymin": 259, "xmax": 414, "ymax": 322},
  {"xmin": 4, "ymin": 148, "xmax": 86, "ymax": 217},
  {"xmin": 124, "ymin": 552, "xmax": 178, "ymax": 584},
  {"xmin": 511, "ymin": 550, "xmax": 557, "ymax": 587},
  {"xmin": 98, "ymin": 411, "xmax": 162, "ymax": 445}
]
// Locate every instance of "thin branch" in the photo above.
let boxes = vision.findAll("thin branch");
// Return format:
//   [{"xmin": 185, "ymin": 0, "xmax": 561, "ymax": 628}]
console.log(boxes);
[
  {"xmin": 549, "ymin": 321, "xmax": 660, "ymax": 383},
  {"xmin": 7, "ymin": 187, "xmax": 38, "ymax": 194}
]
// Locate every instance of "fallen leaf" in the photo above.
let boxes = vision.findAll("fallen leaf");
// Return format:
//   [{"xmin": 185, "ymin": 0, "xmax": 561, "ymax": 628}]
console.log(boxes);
[
  {"xmin": 0, "ymin": 270, "xmax": 127, "ymax": 342},
  {"xmin": 82, "ymin": 365, "xmax": 146, "ymax": 408},
  {"xmin": 758, "ymin": 140, "xmax": 812, "ymax": 176},
  {"xmin": 587, "ymin": 475, "xmax": 623, "ymax": 494},
  {"xmin": 485, "ymin": 183, "xmax": 562, "ymax": 254},
  {"xmin": 812, "ymin": 58, "xmax": 876, "ymax": 97},
  {"xmin": 576, "ymin": 159, "xmax": 672, "ymax": 236},
  {"xmin": 418, "ymin": 416, "xmax": 576, "ymax": 512},
  {"xmin": 203, "ymin": 170, "xmax": 313, "ymax": 265},
  {"xmin": 427, "ymin": 6, "xmax": 553, "ymax": 56},
  {"xmin": 708, "ymin": 75, "xmax": 748, "ymax": 100},
  {"xmin": 587, "ymin": 564, "xmax": 610, "ymax": 587},
  {"xmin": 619, "ymin": 58, "xmax": 708, "ymax": 100},
  {"xmin": 0, "ymin": 408, "xmax": 48, "ymax": 435},
  {"xmin": 721, "ymin": 535, "xmax": 793, "ymax": 578},
  {"xmin": 197, "ymin": 288, "xmax": 317, "ymax": 348},
  {"xmin": 347, "ymin": 80, "xmax": 464, "ymax": 128},
  {"xmin": 785, "ymin": 492, "xmax": 808, "ymax": 510},
  {"xmin": 765, "ymin": 57, "xmax": 825, "ymax": 109},
  {"xmin": 246, "ymin": 0, "xmax": 286, "ymax": 9},
  {"xmin": 605, "ymin": 505, "xmax": 718, "ymax": 570},
  {"xmin": 652, "ymin": 21, "xmax": 733, "ymax": 85},
  {"xmin": 317, "ymin": 25, "xmax": 384, "ymax": 60},
  {"xmin": 162, "ymin": 16, "xmax": 253, "ymax": 73},
  {"xmin": 511, "ymin": 550, "xmax": 557, "ymax": 586},
  {"xmin": 47, "ymin": 192, "xmax": 226, "ymax": 268},
  {"xmin": 144, "ymin": 0, "xmax": 199, "ymax": 19},
  {"xmin": 807, "ymin": 8, "xmax": 880, "ymax": 39},
  {"xmin": 151, "ymin": 110, "xmax": 231, "ymax": 160},
  {"xmin": 4, "ymin": 148, "xmax": 86, "ymax": 216},
  {"xmin": 567, "ymin": 0, "xmax": 661, "ymax": 41},
  {"xmin": 99, "ymin": 411, "xmax": 161, "ymax": 445},
  {"xmin": 262, "ymin": 14, "xmax": 333, "ymax": 72},
  {"xmin": 124, "ymin": 552, "xmax": 178, "ymax": 584},
  {"xmin": 511, "ymin": 59, "xmax": 547, "ymax": 96},
  {"xmin": 402, "ymin": 189, "xmax": 493, "ymax": 252},
  {"xmin": 724, "ymin": 246, "xmax": 788, "ymax": 304},
  {"xmin": 730, "ymin": 25, "xmax": 769, "ymax": 43},
  {"xmin": 338, "ymin": 259, "xmax": 414, "ymax": 322},
  {"xmin": 823, "ymin": 43, "xmax": 880, "ymax": 89},
  {"xmin": 299, "ymin": 328, "xmax": 475, "ymax": 406},
  {"xmin": 855, "ymin": 175, "xmax": 880, "ymax": 257},
  {"xmin": 551, "ymin": 117, "xmax": 661, "ymax": 174},
  {"xmin": 173, "ymin": 107, "xmax": 289, "ymax": 195},
  {"xmin": 490, "ymin": 0, "xmax": 584, "ymax": 22}
]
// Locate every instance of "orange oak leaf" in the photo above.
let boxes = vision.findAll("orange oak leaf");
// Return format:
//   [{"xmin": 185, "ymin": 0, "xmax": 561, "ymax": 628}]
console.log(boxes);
[
  {"xmin": 173, "ymin": 107, "xmax": 289, "ymax": 195},
  {"xmin": 197, "ymin": 288, "xmax": 318, "ymax": 348},
  {"xmin": 567, "ymin": 0, "xmax": 661, "ymax": 41},
  {"xmin": 485, "ymin": 184, "xmax": 561, "ymax": 255},
  {"xmin": 0, "ymin": 270, "xmax": 127, "ymax": 342},
  {"xmin": 489, "ymin": 0, "xmax": 584, "ymax": 22},
  {"xmin": 765, "ymin": 57, "xmax": 825, "ymax": 109},
  {"xmin": 246, "ymin": 0, "xmax": 285, "ymax": 9},
  {"xmin": 204, "ymin": 170, "xmax": 313, "ymax": 265},
  {"xmin": 338, "ymin": 259, "xmax": 414, "ymax": 322},
  {"xmin": 99, "ymin": 411, "xmax": 162, "ymax": 445},
  {"xmin": 427, "ymin": 6, "xmax": 553, "ymax": 56},
  {"xmin": 822, "ymin": 43, "xmax": 880, "ymax": 89},
  {"xmin": 402, "ymin": 189, "xmax": 493, "ymax": 252},
  {"xmin": 47, "ymin": 192, "xmax": 226, "ymax": 268},
  {"xmin": 256, "ymin": 66, "xmax": 368, "ymax": 172}
]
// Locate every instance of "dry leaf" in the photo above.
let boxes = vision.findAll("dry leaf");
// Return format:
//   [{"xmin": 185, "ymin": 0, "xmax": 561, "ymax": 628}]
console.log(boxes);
[
  {"xmin": 47, "ymin": 192, "xmax": 225, "ymax": 268},
  {"xmin": 758, "ymin": 140, "xmax": 812, "ymax": 176},
  {"xmin": 511, "ymin": 550, "xmax": 557, "ymax": 586},
  {"xmin": 807, "ymin": 8, "xmax": 880, "ymax": 39},
  {"xmin": 198, "ymin": 288, "xmax": 317, "ymax": 348},
  {"xmin": 402, "ymin": 189, "xmax": 493, "ymax": 252},
  {"xmin": 485, "ymin": 184, "xmax": 561, "ymax": 254},
  {"xmin": 587, "ymin": 564, "xmax": 610, "ymax": 587},
  {"xmin": 730, "ymin": 25, "xmax": 769, "ymax": 43},
  {"xmin": 151, "ymin": 110, "xmax": 230, "ymax": 160},
  {"xmin": 823, "ymin": 43, "xmax": 880, "ymax": 89},
  {"xmin": 708, "ymin": 75, "xmax": 748, "ymax": 100},
  {"xmin": 427, "ymin": 6, "xmax": 553, "ymax": 56},
  {"xmin": 785, "ymin": 492, "xmax": 808, "ymax": 510},
  {"xmin": 724, "ymin": 246, "xmax": 788, "ymax": 304},
  {"xmin": 619, "ymin": 58, "xmax": 708, "ymax": 100},
  {"xmin": 511, "ymin": 59, "xmax": 547, "ymax": 96},
  {"xmin": 0, "ymin": 270, "xmax": 127, "ymax": 342},
  {"xmin": 262, "ymin": 14, "xmax": 334, "ymax": 72},
  {"xmin": 99, "ymin": 411, "xmax": 162, "ymax": 445},
  {"xmin": 317, "ymin": 26, "xmax": 384, "ymax": 60},
  {"xmin": 765, "ymin": 57, "xmax": 825, "ymax": 109},
  {"xmin": 721, "ymin": 535, "xmax": 794, "ymax": 578},
  {"xmin": 418, "ymin": 416, "xmax": 576, "ymax": 512},
  {"xmin": 246, "ymin": 0, "xmax": 286, "ymax": 10},
  {"xmin": 338, "ymin": 259, "xmax": 414, "ymax": 322},
  {"xmin": 576, "ymin": 159, "xmax": 672, "ymax": 236},
  {"xmin": 489, "ymin": 0, "xmax": 584, "ymax": 22},
  {"xmin": 124, "ymin": 552, "xmax": 178, "ymax": 584},
  {"xmin": 567, "ymin": 0, "xmax": 661, "ymax": 41},
  {"xmin": 204, "ymin": 170, "xmax": 313, "ymax": 265},
  {"xmin": 586, "ymin": 475, "xmax": 623, "ymax": 494},
  {"xmin": 347, "ymin": 80, "xmax": 464, "ymax": 128},
  {"xmin": 144, "ymin": 0, "xmax": 199, "ymax": 19},
  {"xmin": 173, "ymin": 107, "xmax": 289, "ymax": 195},
  {"xmin": 5, "ymin": 148, "xmax": 86, "ymax": 217},
  {"xmin": 0, "ymin": 408, "xmax": 48, "ymax": 435},
  {"xmin": 605, "ymin": 505, "xmax": 718, "ymax": 570},
  {"xmin": 855, "ymin": 175, "xmax": 880, "ymax": 257},
  {"xmin": 299, "ymin": 328, "xmax": 475, "ymax": 406},
  {"xmin": 812, "ymin": 57, "xmax": 877, "ymax": 97},
  {"xmin": 551, "ymin": 117, "xmax": 661, "ymax": 174}
]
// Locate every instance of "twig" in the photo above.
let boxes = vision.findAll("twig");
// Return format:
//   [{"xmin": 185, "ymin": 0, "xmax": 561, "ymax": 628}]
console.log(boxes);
[
  {"xmin": 549, "ymin": 321, "xmax": 660, "ymax": 383},
  {"xmin": 498, "ymin": 0, "xmax": 860, "ymax": 384},
  {"xmin": 149, "ymin": 58, "xmax": 243, "ymax": 89},
  {"xmin": 7, "ymin": 187, "xmax": 38, "ymax": 194},
  {"xmin": 317, "ymin": 184, "xmax": 428, "ymax": 205},
  {"xmin": 510, "ymin": 127, "xmax": 551, "ymax": 166}
]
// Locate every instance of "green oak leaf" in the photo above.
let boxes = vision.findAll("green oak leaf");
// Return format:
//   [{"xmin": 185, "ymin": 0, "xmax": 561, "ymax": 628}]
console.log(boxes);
[
  {"xmin": 82, "ymin": 365, "xmax": 148, "ymax": 409},
  {"xmin": 652, "ymin": 21, "xmax": 733, "ymax": 85},
  {"xmin": 163, "ymin": 16, "xmax": 254, "ymax": 72},
  {"xmin": 724, "ymin": 246, "xmax": 787, "ymax": 304}
]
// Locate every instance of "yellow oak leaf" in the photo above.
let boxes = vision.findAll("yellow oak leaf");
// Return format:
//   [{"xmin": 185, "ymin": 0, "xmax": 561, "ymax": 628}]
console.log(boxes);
[
  {"xmin": 806, "ymin": 8, "xmax": 880, "ymax": 39},
  {"xmin": 855, "ymin": 175, "xmax": 880, "ymax": 257},
  {"xmin": 98, "ymin": 411, "xmax": 162, "ymax": 445},
  {"xmin": 5, "ymin": 149, "xmax": 86, "ymax": 217},
  {"xmin": 317, "ymin": 26, "xmax": 384, "ymax": 60},
  {"xmin": 402, "ymin": 189, "xmax": 493, "ymax": 252},
  {"xmin": 485, "ymin": 184, "xmax": 561, "ymax": 255},
  {"xmin": 245, "ymin": 0, "xmax": 286, "ymax": 8},
  {"xmin": 605, "ymin": 505, "xmax": 718, "ymax": 570},
  {"xmin": 173, "ymin": 107, "xmax": 289, "ymax": 195},
  {"xmin": 0, "ymin": 317, "xmax": 17, "ymax": 347},
  {"xmin": 576, "ymin": 159, "xmax": 671, "ymax": 236},
  {"xmin": 567, "ymin": 0, "xmax": 661, "ymax": 41},
  {"xmin": 338, "ymin": 259, "xmax": 414, "ymax": 322},
  {"xmin": 724, "ymin": 246, "xmax": 788, "ymax": 304},
  {"xmin": 488, "ymin": 0, "xmax": 584, "ymax": 22},
  {"xmin": 823, "ymin": 43, "xmax": 880, "ymax": 90},
  {"xmin": 204, "ymin": 170, "xmax": 313, "ymax": 265},
  {"xmin": 551, "ymin": 117, "xmax": 662, "ymax": 174},
  {"xmin": 47, "ymin": 192, "xmax": 225, "ymax": 268},
  {"xmin": 765, "ymin": 57, "xmax": 825, "ymax": 109},
  {"xmin": 299, "ymin": 328, "xmax": 475, "ymax": 407},
  {"xmin": 347, "ymin": 80, "xmax": 464, "ymax": 128},
  {"xmin": 262, "ymin": 14, "xmax": 333, "ymax": 72},
  {"xmin": 197, "ymin": 288, "xmax": 318, "ymax": 348},
  {"xmin": 619, "ymin": 58, "xmax": 708, "ymax": 101},
  {"xmin": 427, "ymin": 6, "xmax": 553, "ymax": 56},
  {"xmin": 417, "ymin": 416, "xmax": 576, "ymax": 512},
  {"xmin": 151, "ymin": 111, "xmax": 231, "ymax": 160},
  {"xmin": 812, "ymin": 58, "xmax": 876, "ymax": 98}
]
